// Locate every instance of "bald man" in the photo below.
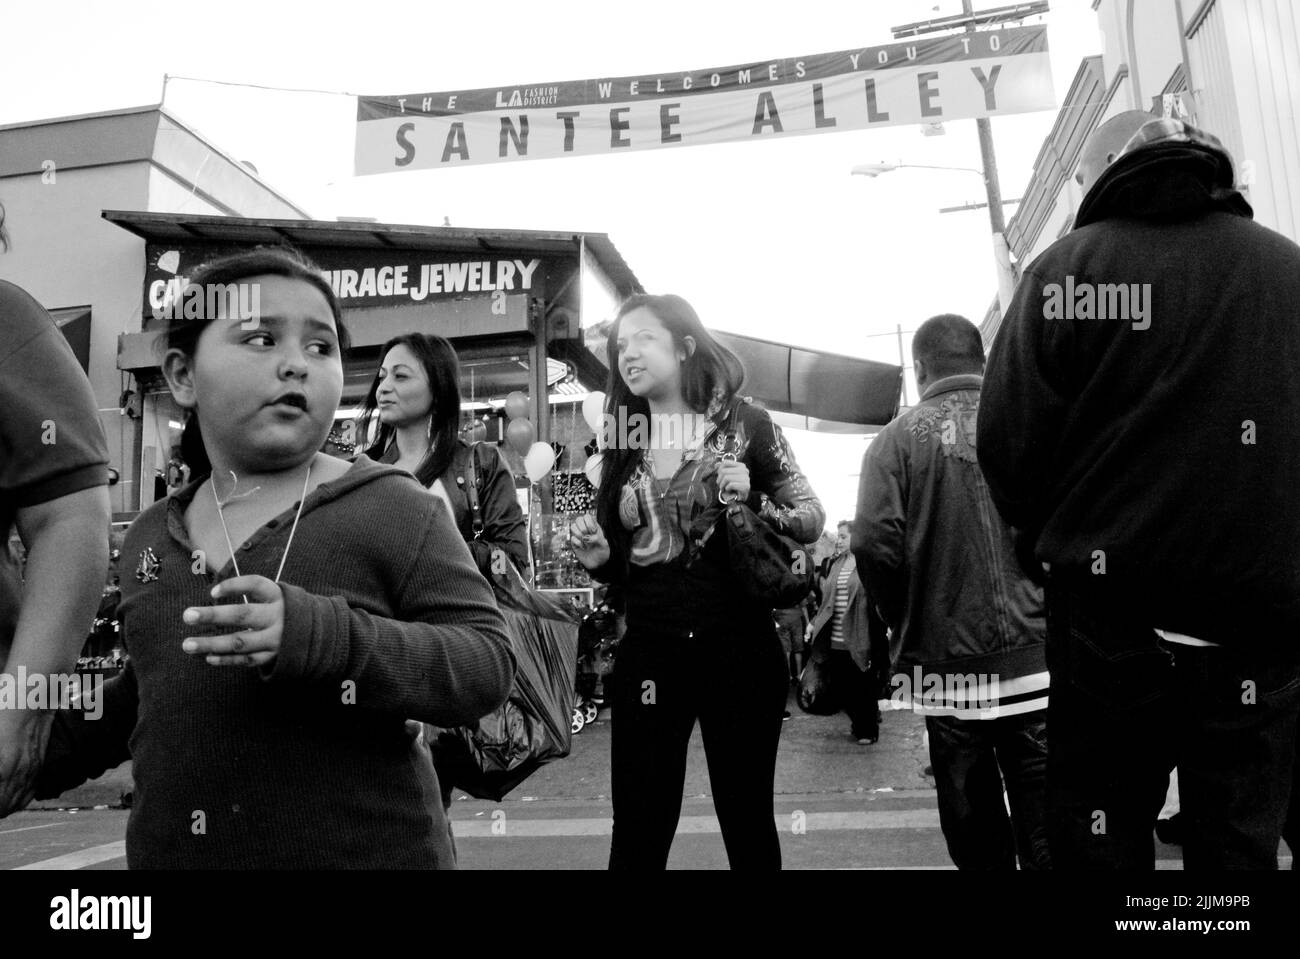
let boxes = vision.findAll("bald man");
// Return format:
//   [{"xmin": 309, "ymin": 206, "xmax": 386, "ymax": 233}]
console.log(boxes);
[{"xmin": 979, "ymin": 117, "xmax": 1300, "ymax": 870}]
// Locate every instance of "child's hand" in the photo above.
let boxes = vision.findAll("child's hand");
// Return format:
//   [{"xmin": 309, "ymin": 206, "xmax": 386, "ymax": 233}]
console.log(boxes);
[{"xmin": 182, "ymin": 575, "xmax": 284, "ymax": 667}]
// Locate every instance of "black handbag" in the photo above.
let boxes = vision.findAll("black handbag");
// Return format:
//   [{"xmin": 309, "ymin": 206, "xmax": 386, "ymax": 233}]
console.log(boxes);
[
  {"xmin": 428, "ymin": 444, "xmax": 582, "ymax": 802},
  {"xmin": 700, "ymin": 400, "xmax": 815, "ymax": 609}
]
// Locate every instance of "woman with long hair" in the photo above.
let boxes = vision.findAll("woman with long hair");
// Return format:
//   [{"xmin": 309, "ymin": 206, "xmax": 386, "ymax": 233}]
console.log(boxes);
[
  {"xmin": 357, "ymin": 333, "xmax": 531, "ymax": 834},
  {"xmin": 569, "ymin": 293, "xmax": 825, "ymax": 869},
  {"xmin": 357, "ymin": 333, "xmax": 529, "ymax": 577}
]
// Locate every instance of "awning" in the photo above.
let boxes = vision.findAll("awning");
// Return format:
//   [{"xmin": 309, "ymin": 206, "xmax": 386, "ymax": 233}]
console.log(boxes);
[{"xmin": 712, "ymin": 331, "xmax": 902, "ymax": 432}]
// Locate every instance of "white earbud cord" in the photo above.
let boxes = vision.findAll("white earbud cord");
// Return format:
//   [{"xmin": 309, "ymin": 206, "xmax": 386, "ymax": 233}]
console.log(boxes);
[{"xmin": 211, "ymin": 462, "xmax": 312, "ymax": 603}]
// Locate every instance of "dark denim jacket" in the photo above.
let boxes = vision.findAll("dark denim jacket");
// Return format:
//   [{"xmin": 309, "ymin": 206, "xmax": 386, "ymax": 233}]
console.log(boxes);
[{"xmin": 852, "ymin": 375, "xmax": 1046, "ymax": 683}]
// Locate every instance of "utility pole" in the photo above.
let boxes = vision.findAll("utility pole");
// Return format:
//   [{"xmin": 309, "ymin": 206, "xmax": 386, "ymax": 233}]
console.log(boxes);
[
  {"xmin": 963, "ymin": 0, "xmax": 1018, "ymax": 314},
  {"xmin": 891, "ymin": 1, "xmax": 1044, "ymax": 315}
]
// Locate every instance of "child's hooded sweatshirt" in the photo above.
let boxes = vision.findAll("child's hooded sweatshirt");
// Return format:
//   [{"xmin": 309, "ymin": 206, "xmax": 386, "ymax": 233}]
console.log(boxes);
[{"xmin": 36, "ymin": 456, "xmax": 515, "ymax": 869}]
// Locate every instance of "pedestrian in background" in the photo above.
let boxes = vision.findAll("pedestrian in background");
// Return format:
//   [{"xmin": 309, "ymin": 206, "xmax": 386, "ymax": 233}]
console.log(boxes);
[
  {"xmin": 358, "ymin": 332, "xmax": 530, "ymax": 579},
  {"xmin": 856, "ymin": 314, "xmax": 1050, "ymax": 871},
  {"xmin": 357, "ymin": 331, "xmax": 532, "ymax": 850},
  {"xmin": 802, "ymin": 520, "xmax": 888, "ymax": 744},
  {"xmin": 569, "ymin": 293, "xmax": 824, "ymax": 870},
  {"xmin": 979, "ymin": 113, "xmax": 1300, "ymax": 870}
]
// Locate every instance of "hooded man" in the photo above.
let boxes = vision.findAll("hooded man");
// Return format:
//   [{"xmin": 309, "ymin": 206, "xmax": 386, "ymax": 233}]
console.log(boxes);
[{"xmin": 978, "ymin": 113, "xmax": 1300, "ymax": 870}]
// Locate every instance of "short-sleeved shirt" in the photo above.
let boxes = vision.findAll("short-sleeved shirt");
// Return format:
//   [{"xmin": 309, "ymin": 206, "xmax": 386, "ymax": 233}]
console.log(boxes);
[{"xmin": 0, "ymin": 280, "xmax": 110, "ymax": 646}]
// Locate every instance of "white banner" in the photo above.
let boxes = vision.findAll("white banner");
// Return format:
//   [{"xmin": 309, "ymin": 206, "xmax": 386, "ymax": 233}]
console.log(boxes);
[{"xmin": 355, "ymin": 26, "xmax": 1054, "ymax": 175}]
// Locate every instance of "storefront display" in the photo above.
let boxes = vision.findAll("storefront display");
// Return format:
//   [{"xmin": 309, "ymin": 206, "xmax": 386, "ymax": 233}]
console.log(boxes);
[{"xmin": 108, "ymin": 210, "xmax": 641, "ymax": 584}]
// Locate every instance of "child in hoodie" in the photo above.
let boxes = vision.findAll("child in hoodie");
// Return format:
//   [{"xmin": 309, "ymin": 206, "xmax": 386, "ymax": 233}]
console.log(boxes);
[{"xmin": 20, "ymin": 247, "xmax": 514, "ymax": 868}]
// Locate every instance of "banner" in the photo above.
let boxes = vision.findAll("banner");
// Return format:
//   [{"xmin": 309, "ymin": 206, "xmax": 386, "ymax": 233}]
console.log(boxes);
[{"xmin": 355, "ymin": 26, "xmax": 1053, "ymax": 175}]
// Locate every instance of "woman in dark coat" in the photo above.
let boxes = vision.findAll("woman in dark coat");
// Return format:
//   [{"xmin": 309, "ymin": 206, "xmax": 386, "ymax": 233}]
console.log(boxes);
[{"xmin": 358, "ymin": 333, "xmax": 529, "ymax": 579}]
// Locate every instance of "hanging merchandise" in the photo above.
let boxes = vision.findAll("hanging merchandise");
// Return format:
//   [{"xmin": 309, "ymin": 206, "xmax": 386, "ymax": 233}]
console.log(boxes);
[
  {"xmin": 503, "ymin": 391, "xmax": 529, "ymax": 421},
  {"xmin": 582, "ymin": 450, "xmax": 604, "ymax": 489},
  {"xmin": 581, "ymin": 391, "xmax": 606, "ymax": 434},
  {"xmin": 552, "ymin": 471, "xmax": 596, "ymax": 513},
  {"xmin": 505, "ymin": 417, "xmax": 535, "ymax": 455},
  {"xmin": 524, "ymin": 441, "xmax": 556, "ymax": 482}
]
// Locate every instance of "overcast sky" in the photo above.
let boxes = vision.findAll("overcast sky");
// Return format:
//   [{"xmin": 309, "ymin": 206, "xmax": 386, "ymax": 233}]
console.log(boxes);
[{"xmin": 2, "ymin": 0, "xmax": 1102, "ymax": 526}]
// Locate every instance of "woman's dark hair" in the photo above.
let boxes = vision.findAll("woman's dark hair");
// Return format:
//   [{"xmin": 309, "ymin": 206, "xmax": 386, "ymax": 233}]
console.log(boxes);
[
  {"xmin": 0, "ymin": 200, "xmax": 10, "ymax": 254},
  {"xmin": 593, "ymin": 293, "xmax": 745, "ymax": 557},
  {"xmin": 155, "ymin": 245, "xmax": 349, "ymax": 479},
  {"xmin": 357, "ymin": 333, "xmax": 462, "ymax": 487}
]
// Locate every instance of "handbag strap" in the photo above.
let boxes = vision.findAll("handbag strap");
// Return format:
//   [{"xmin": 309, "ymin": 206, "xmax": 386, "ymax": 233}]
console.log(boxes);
[
  {"xmin": 718, "ymin": 396, "xmax": 745, "ymax": 505},
  {"xmin": 463, "ymin": 443, "xmax": 485, "ymax": 538}
]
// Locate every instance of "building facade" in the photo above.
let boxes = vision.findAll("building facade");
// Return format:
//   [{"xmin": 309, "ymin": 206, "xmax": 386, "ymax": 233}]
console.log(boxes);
[{"xmin": 983, "ymin": 0, "xmax": 1300, "ymax": 343}]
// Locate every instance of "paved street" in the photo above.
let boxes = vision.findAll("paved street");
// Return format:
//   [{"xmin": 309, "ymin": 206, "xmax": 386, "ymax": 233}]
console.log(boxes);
[{"xmin": 0, "ymin": 691, "xmax": 1284, "ymax": 870}]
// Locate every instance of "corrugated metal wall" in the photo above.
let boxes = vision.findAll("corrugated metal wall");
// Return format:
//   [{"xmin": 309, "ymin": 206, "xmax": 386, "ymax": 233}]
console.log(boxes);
[{"xmin": 1188, "ymin": 0, "xmax": 1300, "ymax": 239}]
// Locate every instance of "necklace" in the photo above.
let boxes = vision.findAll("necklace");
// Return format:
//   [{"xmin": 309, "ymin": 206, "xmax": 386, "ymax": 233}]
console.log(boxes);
[{"xmin": 210, "ymin": 462, "xmax": 312, "ymax": 600}]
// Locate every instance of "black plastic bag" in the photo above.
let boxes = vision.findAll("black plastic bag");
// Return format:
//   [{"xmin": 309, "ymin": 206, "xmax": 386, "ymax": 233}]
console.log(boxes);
[
  {"xmin": 432, "ymin": 563, "xmax": 581, "ymax": 802},
  {"xmin": 796, "ymin": 656, "xmax": 840, "ymax": 715}
]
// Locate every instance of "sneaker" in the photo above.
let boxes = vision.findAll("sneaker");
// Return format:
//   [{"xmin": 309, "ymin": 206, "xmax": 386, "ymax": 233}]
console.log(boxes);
[
  {"xmin": 922, "ymin": 764, "xmax": 934, "ymax": 777},
  {"xmin": 856, "ymin": 736, "xmax": 878, "ymax": 745},
  {"xmin": 781, "ymin": 710, "xmax": 791, "ymax": 721}
]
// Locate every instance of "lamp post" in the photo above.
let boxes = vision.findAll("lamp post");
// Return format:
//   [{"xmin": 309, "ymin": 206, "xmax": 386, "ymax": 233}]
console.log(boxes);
[{"xmin": 852, "ymin": 161, "xmax": 1018, "ymax": 315}]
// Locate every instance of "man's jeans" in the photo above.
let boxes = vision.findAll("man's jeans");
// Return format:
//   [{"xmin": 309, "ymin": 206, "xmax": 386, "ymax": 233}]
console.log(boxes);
[
  {"xmin": 925, "ymin": 710, "xmax": 1050, "ymax": 870},
  {"xmin": 1045, "ymin": 577, "xmax": 1300, "ymax": 869}
]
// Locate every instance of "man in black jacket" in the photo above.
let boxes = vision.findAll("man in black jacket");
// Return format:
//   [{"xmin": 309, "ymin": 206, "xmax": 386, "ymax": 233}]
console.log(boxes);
[{"xmin": 979, "ymin": 113, "xmax": 1300, "ymax": 869}]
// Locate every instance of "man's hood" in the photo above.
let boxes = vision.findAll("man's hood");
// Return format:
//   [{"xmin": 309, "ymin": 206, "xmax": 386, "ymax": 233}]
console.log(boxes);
[{"xmin": 1074, "ymin": 118, "xmax": 1253, "ymax": 229}]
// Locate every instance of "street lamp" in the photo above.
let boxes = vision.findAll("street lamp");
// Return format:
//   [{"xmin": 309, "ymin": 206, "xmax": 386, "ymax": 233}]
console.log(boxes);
[
  {"xmin": 852, "ymin": 162, "xmax": 1018, "ymax": 316},
  {"xmin": 851, "ymin": 161, "xmax": 987, "ymax": 178}
]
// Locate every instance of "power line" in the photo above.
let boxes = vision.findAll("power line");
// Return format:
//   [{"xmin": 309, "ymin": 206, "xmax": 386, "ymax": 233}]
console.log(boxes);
[{"xmin": 163, "ymin": 74, "xmax": 359, "ymax": 99}]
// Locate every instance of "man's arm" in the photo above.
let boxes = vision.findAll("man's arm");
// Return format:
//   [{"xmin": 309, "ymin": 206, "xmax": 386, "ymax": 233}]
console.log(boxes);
[
  {"xmin": 8, "ymin": 485, "xmax": 110, "ymax": 673},
  {"xmin": 976, "ymin": 266, "xmax": 1075, "ymax": 531},
  {"xmin": 0, "ymin": 486, "xmax": 110, "ymax": 816},
  {"xmin": 0, "ymin": 282, "xmax": 113, "ymax": 817},
  {"xmin": 851, "ymin": 434, "xmax": 908, "ymax": 631}
]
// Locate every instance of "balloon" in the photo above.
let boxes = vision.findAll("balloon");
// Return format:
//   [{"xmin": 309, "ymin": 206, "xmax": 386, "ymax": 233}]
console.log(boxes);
[
  {"xmin": 581, "ymin": 391, "xmax": 607, "ymax": 433},
  {"xmin": 467, "ymin": 418, "xmax": 487, "ymax": 443},
  {"xmin": 505, "ymin": 417, "xmax": 535, "ymax": 455},
  {"xmin": 503, "ymin": 391, "xmax": 529, "ymax": 421},
  {"xmin": 583, "ymin": 451, "xmax": 604, "ymax": 489},
  {"xmin": 524, "ymin": 441, "xmax": 556, "ymax": 482}
]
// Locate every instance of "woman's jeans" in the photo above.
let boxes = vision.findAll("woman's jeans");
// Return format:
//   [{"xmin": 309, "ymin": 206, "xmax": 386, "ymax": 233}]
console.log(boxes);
[
  {"xmin": 1045, "ymin": 576, "xmax": 1300, "ymax": 869},
  {"xmin": 608, "ymin": 617, "xmax": 789, "ymax": 870}
]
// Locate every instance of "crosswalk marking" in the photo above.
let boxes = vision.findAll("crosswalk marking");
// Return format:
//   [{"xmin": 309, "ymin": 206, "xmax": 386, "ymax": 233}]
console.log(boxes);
[
  {"xmin": 0, "ymin": 822, "xmax": 73, "ymax": 836},
  {"xmin": 450, "ymin": 808, "xmax": 941, "ymax": 838},
  {"xmin": 15, "ymin": 840, "xmax": 126, "ymax": 870}
]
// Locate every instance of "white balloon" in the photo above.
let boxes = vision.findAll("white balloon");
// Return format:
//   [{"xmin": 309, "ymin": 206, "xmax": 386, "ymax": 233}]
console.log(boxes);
[
  {"xmin": 581, "ymin": 391, "xmax": 607, "ymax": 433},
  {"xmin": 524, "ymin": 441, "xmax": 556, "ymax": 482},
  {"xmin": 583, "ymin": 451, "xmax": 604, "ymax": 488}
]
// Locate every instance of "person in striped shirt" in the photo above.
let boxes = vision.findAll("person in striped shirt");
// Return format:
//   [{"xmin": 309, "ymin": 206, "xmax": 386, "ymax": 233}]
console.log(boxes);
[{"xmin": 803, "ymin": 521, "xmax": 888, "ymax": 744}]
